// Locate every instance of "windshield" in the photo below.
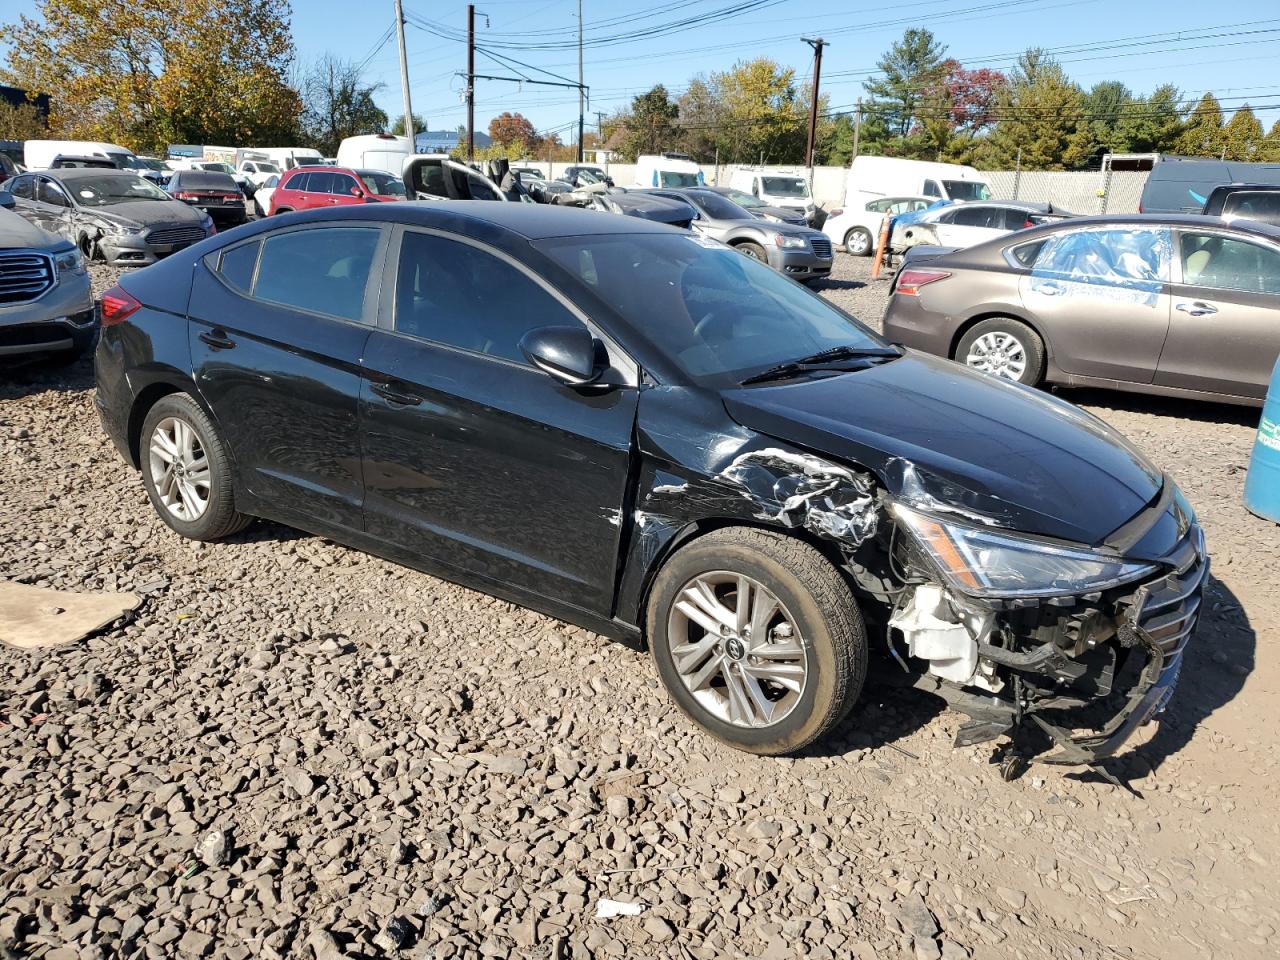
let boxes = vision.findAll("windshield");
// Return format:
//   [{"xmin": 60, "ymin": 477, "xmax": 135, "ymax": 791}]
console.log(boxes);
[
  {"xmin": 575, "ymin": 169, "xmax": 604, "ymax": 184},
  {"xmin": 690, "ymin": 190, "xmax": 750, "ymax": 220},
  {"xmin": 358, "ymin": 171, "xmax": 406, "ymax": 196},
  {"xmin": 254, "ymin": 161, "xmax": 281, "ymax": 173},
  {"xmin": 726, "ymin": 189, "xmax": 765, "ymax": 208},
  {"xmin": 659, "ymin": 170, "xmax": 701, "ymax": 188},
  {"xmin": 67, "ymin": 175, "xmax": 171, "ymax": 205},
  {"xmin": 199, "ymin": 163, "xmax": 233, "ymax": 174},
  {"xmin": 109, "ymin": 152, "xmax": 147, "ymax": 171},
  {"xmin": 536, "ymin": 233, "xmax": 884, "ymax": 386},
  {"xmin": 943, "ymin": 179, "xmax": 992, "ymax": 201},
  {"xmin": 761, "ymin": 177, "xmax": 809, "ymax": 198}
]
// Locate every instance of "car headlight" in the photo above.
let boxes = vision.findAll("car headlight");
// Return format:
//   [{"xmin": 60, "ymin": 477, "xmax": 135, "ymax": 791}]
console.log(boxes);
[
  {"xmin": 775, "ymin": 233, "xmax": 808, "ymax": 249},
  {"xmin": 104, "ymin": 222, "xmax": 145, "ymax": 236},
  {"xmin": 893, "ymin": 503, "xmax": 1157, "ymax": 598},
  {"xmin": 53, "ymin": 248, "xmax": 84, "ymax": 277}
]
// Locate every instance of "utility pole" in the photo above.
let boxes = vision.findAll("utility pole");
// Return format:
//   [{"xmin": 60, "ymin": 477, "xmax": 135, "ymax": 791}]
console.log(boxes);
[
  {"xmin": 852, "ymin": 97, "xmax": 862, "ymax": 158},
  {"xmin": 802, "ymin": 36, "xmax": 827, "ymax": 168},
  {"xmin": 577, "ymin": 0, "xmax": 585, "ymax": 163},
  {"xmin": 394, "ymin": 0, "xmax": 415, "ymax": 147},
  {"xmin": 467, "ymin": 4, "xmax": 476, "ymax": 160}
]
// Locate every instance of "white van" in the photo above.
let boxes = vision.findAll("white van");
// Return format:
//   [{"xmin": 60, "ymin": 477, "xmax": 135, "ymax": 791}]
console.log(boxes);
[
  {"xmin": 254, "ymin": 147, "xmax": 325, "ymax": 171},
  {"xmin": 336, "ymin": 134, "xmax": 413, "ymax": 176},
  {"xmin": 729, "ymin": 167, "xmax": 815, "ymax": 222},
  {"xmin": 23, "ymin": 139, "xmax": 148, "ymax": 173},
  {"xmin": 634, "ymin": 153, "xmax": 705, "ymax": 189},
  {"xmin": 845, "ymin": 156, "xmax": 992, "ymax": 208}
]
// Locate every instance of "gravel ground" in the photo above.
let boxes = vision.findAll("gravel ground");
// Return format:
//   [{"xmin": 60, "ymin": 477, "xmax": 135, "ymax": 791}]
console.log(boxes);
[{"xmin": 1, "ymin": 254, "xmax": 1277, "ymax": 960}]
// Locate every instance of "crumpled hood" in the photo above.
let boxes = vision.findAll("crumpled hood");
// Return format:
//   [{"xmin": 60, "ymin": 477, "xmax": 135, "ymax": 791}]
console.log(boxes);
[
  {"xmin": 84, "ymin": 200, "xmax": 204, "ymax": 228},
  {"xmin": 0, "ymin": 208, "xmax": 65, "ymax": 249},
  {"xmin": 722, "ymin": 351, "xmax": 1163, "ymax": 545}
]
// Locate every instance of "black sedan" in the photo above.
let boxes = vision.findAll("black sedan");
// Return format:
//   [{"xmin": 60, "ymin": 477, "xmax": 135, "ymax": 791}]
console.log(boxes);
[
  {"xmin": 166, "ymin": 169, "xmax": 247, "ymax": 228},
  {"xmin": 94, "ymin": 204, "xmax": 1205, "ymax": 768}
]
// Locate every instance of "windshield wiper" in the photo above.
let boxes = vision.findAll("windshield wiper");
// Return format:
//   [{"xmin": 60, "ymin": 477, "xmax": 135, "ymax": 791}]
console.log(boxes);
[{"xmin": 740, "ymin": 344, "xmax": 900, "ymax": 386}]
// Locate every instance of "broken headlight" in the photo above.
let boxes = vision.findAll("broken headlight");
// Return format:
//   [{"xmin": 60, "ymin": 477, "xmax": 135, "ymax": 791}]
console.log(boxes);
[{"xmin": 893, "ymin": 504, "xmax": 1157, "ymax": 599}]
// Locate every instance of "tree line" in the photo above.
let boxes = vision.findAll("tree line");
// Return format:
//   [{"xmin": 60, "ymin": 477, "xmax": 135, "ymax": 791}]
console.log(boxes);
[
  {"xmin": 4, "ymin": 2, "xmax": 1276, "ymax": 171},
  {"xmin": 604, "ymin": 28, "xmax": 1280, "ymax": 169}
]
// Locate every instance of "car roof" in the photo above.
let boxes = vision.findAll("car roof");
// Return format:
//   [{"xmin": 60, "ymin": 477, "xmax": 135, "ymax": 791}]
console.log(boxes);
[
  {"xmin": 1031, "ymin": 212, "xmax": 1280, "ymax": 239},
  {"xmin": 236, "ymin": 200, "xmax": 682, "ymax": 239},
  {"xmin": 41, "ymin": 167, "xmax": 142, "ymax": 180}
]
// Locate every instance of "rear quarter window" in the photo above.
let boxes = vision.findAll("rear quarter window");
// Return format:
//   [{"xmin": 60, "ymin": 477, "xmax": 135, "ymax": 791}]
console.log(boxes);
[{"xmin": 216, "ymin": 241, "xmax": 260, "ymax": 293}]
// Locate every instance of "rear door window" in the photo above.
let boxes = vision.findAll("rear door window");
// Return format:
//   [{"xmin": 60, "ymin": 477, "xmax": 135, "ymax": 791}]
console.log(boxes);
[
  {"xmin": 393, "ymin": 230, "xmax": 585, "ymax": 364},
  {"xmin": 951, "ymin": 206, "xmax": 1002, "ymax": 228},
  {"xmin": 1179, "ymin": 233, "xmax": 1280, "ymax": 295},
  {"xmin": 1033, "ymin": 227, "xmax": 1171, "ymax": 298},
  {"xmin": 306, "ymin": 171, "xmax": 336, "ymax": 194},
  {"xmin": 253, "ymin": 227, "xmax": 381, "ymax": 322}
]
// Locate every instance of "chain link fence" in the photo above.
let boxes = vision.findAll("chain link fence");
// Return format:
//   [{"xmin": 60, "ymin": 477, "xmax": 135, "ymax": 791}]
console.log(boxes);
[{"xmin": 985, "ymin": 169, "xmax": 1148, "ymax": 215}]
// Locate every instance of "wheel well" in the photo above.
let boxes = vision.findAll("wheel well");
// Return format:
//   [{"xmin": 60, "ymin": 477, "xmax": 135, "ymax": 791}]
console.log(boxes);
[
  {"xmin": 633, "ymin": 517, "xmax": 852, "ymax": 645},
  {"xmin": 949, "ymin": 311, "xmax": 1050, "ymax": 362}
]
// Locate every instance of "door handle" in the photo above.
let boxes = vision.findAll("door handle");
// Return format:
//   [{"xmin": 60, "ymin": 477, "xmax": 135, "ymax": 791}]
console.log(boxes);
[
  {"xmin": 1032, "ymin": 280, "xmax": 1063, "ymax": 296},
  {"xmin": 198, "ymin": 329, "xmax": 236, "ymax": 350},
  {"xmin": 370, "ymin": 380, "xmax": 424, "ymax": 406},
  {"xmin": 1176, "ymin": 301, "xmax": 1218, "ymax": 317}
]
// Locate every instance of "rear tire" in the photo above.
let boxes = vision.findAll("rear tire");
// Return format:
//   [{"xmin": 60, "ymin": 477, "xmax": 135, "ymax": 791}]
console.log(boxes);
[
  {"xmin": 139, "ymin": 394, "xmax": 250, "ymax": 541},
  {"xmin": 955, "ymin": 317, "xmax": 1045, "ymax": 387},
  {"xmin": 272, "ymin": 207, "xmax": 291, "ymax": 216},
  {"xmin": 736, "ymin": 241, "xmax": 768, "ymax": 263},
  {"xmin": 844, "ymin": 227, "xmax": 873, "ymax": 256},
  {"xmin": 646, "ymin": 527, "xmax": 866, "ymax": 756}
]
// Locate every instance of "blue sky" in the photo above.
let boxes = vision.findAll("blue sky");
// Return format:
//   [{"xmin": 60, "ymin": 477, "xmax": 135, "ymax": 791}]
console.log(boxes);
[{"xmin": 8, "ymin": 0, "xmax": 1280, "ymax": 137}]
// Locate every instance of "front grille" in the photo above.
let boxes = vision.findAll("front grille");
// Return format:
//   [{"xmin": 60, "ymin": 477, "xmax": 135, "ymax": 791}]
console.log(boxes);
[
  {"xmin": 1134, "ymin": 544, "xmax": 1207, "ymax": 711},
  {"xmin": 0, "ymin": 251, "xmax": 55, "ymax": 305},
  {"xmin": 146, "ymin": 224, "xmax": 207, "ymax": 247},
  {"xmin": 810, "ymin": 236, "xmax": 833, "ymax": 259}
]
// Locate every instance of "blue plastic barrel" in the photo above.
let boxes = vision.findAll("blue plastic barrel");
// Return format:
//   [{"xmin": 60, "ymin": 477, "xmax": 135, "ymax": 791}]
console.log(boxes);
[{"xmin": 1244, "ymin": 355, "xmax": 1280, "ymax": 522}]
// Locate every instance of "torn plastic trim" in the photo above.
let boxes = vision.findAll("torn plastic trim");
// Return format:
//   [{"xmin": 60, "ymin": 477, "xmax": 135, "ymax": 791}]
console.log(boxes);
[
  {"xmin": 883, "ymin": 457, "xmax": 1011, "ymax": 528},
  {"xmin": 716, "ymin": 447, "xmax": 880, "ymax": 545}
]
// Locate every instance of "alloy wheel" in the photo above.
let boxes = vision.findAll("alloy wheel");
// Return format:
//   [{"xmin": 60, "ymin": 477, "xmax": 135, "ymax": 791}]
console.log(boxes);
[
  {"xmin": 666, "ymin": 571, "xmax": 809, "ymax": 728},
  {"xmin": 846, "ymin": 230, "xmax": 871, "ymax": 255},
  {"xmin": 965, "ymin": 331, "xmax": 1027, "ymax": 381},
  {"xmin": 148, "ymin": 417, "xmax": 212, "ymax": 521}
]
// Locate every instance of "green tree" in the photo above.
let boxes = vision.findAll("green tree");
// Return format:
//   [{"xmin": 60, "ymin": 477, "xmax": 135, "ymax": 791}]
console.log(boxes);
[
  {"xmin": 1175, "ymin": 93, "xmax": 1224, "ymax": 157},
  {"xmin": 1113, "ymin": 84, "xmax": 1182, "ymax": 153},
  {"xmin": 816, "ymin": 113, "xmax": 857, "ymax": 166},
  {"xmin": 676, "ymin": 76, "xmax": 722, "ymax": 162},
  {"xmin": 3, "ymin": 0, "xmax": 300, "ymax": 153},
  {"xmin": 0, "ymin": 100, "xmax": 48, "ymax": 140},
  {"xmin": 1083, "ymin": 80, "xmax": 1132, "ymax": 157},
  {"xmin": 300, "ymin": 54, "xmax": 387, "ymax": 156},
  {"xmin": 1261, "ymin": 120, "xmax": 1280, "ymax": 162},
  {"xmin": 986, "ymin": 51, "xmax": 1092, "ymax": 170},
  {"xmin": 389, "ymin": 113, "xmax": 426, "ymax": 136},
  {"xmin": 863, "ymin": 28, "xmax": 948, "ymax": 142},
  {"xmin": 712, "ymin": 58, "xmax": 808, "ymax": 163},
  {"xmin": 1222, "ymin": 105, "xmax": 1264, "ymax": 161},
  {"xmin": 617, "ymin": 85, "xmax": 679, "ymax": 160}
]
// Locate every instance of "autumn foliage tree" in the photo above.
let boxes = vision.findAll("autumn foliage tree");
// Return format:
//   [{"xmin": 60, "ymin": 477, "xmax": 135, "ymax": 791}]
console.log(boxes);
[
  {"xmin": 2, "ymin": 0, "xmax": 301, "ymax": 153},
  {"xmin": 488, "ymin": 112, "xmax": 537, "ymax": 149}
]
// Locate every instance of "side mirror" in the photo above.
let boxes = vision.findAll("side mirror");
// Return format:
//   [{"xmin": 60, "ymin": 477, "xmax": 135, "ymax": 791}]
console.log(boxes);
[
  {"xmin": 0, "ymin": 191, "xmax": 13, "ymax": 210},
  {"xmin": 351, "ymin": 186, "xmax": 364, "ymax": 197},
  {"xmin": 519, "ymin": 325, "xmax": 603, "ymax": 386}
]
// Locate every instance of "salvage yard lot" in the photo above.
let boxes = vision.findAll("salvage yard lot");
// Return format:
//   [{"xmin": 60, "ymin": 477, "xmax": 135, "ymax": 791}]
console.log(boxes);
[{"xmin": 1, "ymin": 256, "xmax": 1278, "ymax": 960}]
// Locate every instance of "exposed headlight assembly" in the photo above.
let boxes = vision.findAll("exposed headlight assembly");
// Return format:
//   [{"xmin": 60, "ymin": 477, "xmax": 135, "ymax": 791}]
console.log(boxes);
[
  {"xmin": 103, "ymin": 221, "xmax": 145, "ymax": 236},
  {"xmin": 53, "ymin": 248, "xmax": 84, "ymax": 277},
  {"xmin": 893, "ymin": 504, "xmax": 1157, "ymax": 599},
  {"xmin": 774, "ymin": 233, "xmax": 808, "ymax": 249}
]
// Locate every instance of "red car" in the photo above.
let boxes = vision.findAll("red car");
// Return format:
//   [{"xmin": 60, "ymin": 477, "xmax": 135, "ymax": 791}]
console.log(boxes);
[{"xmin": 268, "ymin": 166, "xmax": 406, "ymax": 215}]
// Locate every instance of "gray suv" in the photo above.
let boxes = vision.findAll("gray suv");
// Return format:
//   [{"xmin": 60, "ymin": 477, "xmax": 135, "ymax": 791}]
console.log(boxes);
[
  {"xmin": 0, "ymin": 195, "xmax": 95, "ymax": 360},
  {"xmin": 643, "ymin": 187, "xmax": 833, "ymax": 284}
]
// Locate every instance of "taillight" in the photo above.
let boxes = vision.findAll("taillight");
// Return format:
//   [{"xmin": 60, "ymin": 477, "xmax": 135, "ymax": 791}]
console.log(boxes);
[
  {"xmin": 100, "ymin": 285, "xmax": 142, "ymax": 326},
  {"xmin": 895, "ymin": 269, "xmax": 951, "ymax": 296},
  {"xmin": 172, "ymin": 191, "xmax": 200, "ymax": 200},
  {"xmin": 1023, "ymin": 219, "xmax": 1034, "ymax": 229}
]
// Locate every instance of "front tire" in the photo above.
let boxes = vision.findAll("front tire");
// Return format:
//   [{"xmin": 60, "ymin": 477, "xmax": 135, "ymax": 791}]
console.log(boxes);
[
  {"xmin": 647, "ymin": 527, "xmax": 866, "ymax": 755},
  {"xmin": 140, "ymin": 394, "xmax": 250, "ymax": 541},
  {"xmin": 955, "ymin": 317, "xmax": 1045, "ymax": 387},
  {"xmin": 844, "ymin": 227, "xmax": 873, "ymax": 256},
  {"xmin": 735, "ymin": 241, "xmax": 768, "ymax": 263}
]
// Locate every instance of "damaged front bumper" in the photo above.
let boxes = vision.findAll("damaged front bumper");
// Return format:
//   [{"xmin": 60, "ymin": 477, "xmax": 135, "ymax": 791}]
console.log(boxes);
[{"xmin": 896, "ymin": 524, "xmax": 1207, "ymax": 766}]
